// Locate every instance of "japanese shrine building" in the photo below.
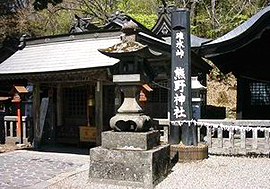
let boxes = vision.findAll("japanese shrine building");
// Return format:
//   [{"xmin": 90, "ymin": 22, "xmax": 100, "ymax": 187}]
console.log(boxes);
[
  {"xmin": 0, "ymin": 9, "xmax": 211, "ymax": 146},
  {"xmin": 199, "ymin": 5, "xmax": 270, "ymax": 120}
]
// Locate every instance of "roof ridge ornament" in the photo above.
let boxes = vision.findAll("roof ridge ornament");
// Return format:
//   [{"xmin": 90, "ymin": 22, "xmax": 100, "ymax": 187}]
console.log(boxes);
[
  {"xmin": 108, "ymin": 10, "xmax": 127, "ymax": 22},
  {"xmin": 121, "ymin": 20, "xmax": 138, "ymax": 42},
  {"xmin": 122, "ymin": 20, "xmax": 138, "ymax": 32}
]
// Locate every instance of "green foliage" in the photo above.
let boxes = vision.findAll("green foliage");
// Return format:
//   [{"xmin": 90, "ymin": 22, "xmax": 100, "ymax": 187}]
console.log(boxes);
[
  {"xmin": 117, "ymin": 0, "xmax": 158, "ymax": 29},
  {"xmin": 128, "ymin": 14, "xmax": 158, "ymax": 29},
  {"xmin": 0, "ymin": 0, "xmax": 269, "ymax": 40},
  {"xmin": 190, "ymin": 0, "xmax": 262, "ymax": 38},
  {"xmin": 29, "ymin": 9, "xmax": 73, "ymax": 36},
  {"xmin": 118, "ymin": 0, "xmax": 158, "ymax": 15}
]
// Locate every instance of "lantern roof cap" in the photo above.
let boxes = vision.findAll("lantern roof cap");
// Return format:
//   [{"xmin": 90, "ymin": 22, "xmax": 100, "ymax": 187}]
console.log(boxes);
[{"xmin": 11, "ymin": 86, "xmax": 28, "ymax": 94}]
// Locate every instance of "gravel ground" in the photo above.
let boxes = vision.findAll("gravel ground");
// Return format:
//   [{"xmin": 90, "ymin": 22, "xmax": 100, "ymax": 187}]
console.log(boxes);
[{"xmin": 48, "ymin": 155, "xmax": 270, "ymax": 189}]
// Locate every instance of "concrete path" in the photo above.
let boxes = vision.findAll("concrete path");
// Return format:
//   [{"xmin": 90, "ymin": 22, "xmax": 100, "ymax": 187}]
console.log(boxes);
[{"xmin": 0, "ymin": 150, "xmax": 89, "ymax": 189}]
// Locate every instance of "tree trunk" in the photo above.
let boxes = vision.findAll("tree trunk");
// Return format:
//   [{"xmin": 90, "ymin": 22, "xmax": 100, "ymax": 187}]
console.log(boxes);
[
  {"xmin": 190, "ymin": 0, "xmax": 198, "ymax": 25},
  {"xmin": 211, "ymin": 0, "xmax": 216, "ymax": 29}
]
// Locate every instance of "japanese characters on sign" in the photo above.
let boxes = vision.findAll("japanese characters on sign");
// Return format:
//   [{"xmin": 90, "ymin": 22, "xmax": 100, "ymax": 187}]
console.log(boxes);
[
  {"xmin": 173, "ymin": 31, "xmax": 187, "ymax": 119},
  {"xmin": 173, "ymin": 66, "xmax": 186, "ymax": 119},
  {"xmin": 176, "ymin": 31, "xmax": 185, "ymax": 58}
]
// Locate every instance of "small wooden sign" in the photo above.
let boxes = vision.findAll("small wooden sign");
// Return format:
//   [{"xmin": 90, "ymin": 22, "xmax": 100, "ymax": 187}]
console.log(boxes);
[{"xmin": 79, "ymin": 126, "xmax": 96, "ymax": 142}]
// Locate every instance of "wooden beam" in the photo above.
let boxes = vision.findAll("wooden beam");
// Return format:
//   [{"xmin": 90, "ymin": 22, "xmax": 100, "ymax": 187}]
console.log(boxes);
[
  {"xmin": 236, "ymin": 77, "xmax": 244, "ymax": 119},
  {"xmin": 49, "ymin": 87, "xmax": 56, "ymax": 144},
  {"xmin": 95, "ymin": 81, "xmax": 103, "ymax": 146},
  {"xmin": 33, "ymin": 83, "xmax": 40, "ymax": 148},
  {"xmin": 57, "ymin": 85, "xmax": 63, "ymax": 127}
]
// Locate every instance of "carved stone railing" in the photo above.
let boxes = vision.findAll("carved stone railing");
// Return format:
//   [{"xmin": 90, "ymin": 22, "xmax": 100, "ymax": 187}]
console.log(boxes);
[
  {"xmin": 155, "ymin": 119, "xmax": 270, "ymax": 156},
  {"xmin": 4, "ymin": 116, "xmax": 29, "ymax": 144},
  {"xmin": 197, "ymin": 119, "xmax": 270, "ymax": 155},
  {"xmin": 153, "ymin": 118, "xmax": 170, "ymax": 143}
]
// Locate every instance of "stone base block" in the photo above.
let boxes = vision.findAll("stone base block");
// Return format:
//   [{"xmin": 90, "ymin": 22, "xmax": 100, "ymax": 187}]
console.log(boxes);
[
  {"xmin": 171, "ymin": 143, "xmax": 208, "ymax": 161},
  {"xmin": 89, "ymin": 144, "xmax": 170, "ymax": 188},
  {"xmin": 102, "ymin": 130, "xmax": 160, "ymax": 150},
  {"xmin": 5, "ymin": 137, "xmax": 29, "ymax": 145}
]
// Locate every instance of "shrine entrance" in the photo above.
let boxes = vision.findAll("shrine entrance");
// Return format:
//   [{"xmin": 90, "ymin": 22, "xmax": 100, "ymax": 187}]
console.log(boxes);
[
  {"xmin": 57, "ymin": 85, "xmax": 95, "ymax": 145},
  {"xmin": 236, "ymin": 78, "xmax": 270, "ymax": 119}
]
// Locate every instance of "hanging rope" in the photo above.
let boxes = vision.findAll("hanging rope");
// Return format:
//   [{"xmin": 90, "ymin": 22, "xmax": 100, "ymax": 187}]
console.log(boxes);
[{"xmin": 171, "ymin": 120, "xmax": 270, "ymax": 132}]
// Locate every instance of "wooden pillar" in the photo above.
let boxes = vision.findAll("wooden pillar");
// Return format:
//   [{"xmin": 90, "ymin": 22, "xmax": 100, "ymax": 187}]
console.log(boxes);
[
  {"xmin": 236, "ymin": 77, "xmax": 243, "ymax": 119},
  {"xmin": 57, "ymin": 85, "xmax": 63, "ymax": 127},
  {"xmin": 95, "ymin": 81, "xmax": 103, "ymax": 146},
  {"xmin": 170, "ymin": 8, "xmax": 196, "ymax": 145},
  {"xmin": 33, "ymin": 83, "xmax": 40, "ymax": 148},
  {"xmin": 16, "ymin": 102, "xmax": 22, "ymax": 143},
  {"xmin": 48, "ymin": 87, "xmax": 55, "ymax": 144}
]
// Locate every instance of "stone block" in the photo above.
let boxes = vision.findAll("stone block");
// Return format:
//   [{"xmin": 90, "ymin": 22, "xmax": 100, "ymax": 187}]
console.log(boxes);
[
  {"xmin": 102, "ymin": 130, "xmax": 160, "ymax": 150},
  {"xmin": 89, "ymin": 144, "xmax": 170, "ymax": 188}
]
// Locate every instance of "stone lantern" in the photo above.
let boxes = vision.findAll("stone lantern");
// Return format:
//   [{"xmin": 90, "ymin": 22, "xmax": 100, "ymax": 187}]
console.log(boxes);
[
  {"xmin": 98, "ymin": 20, "xmax": 160, "ymax": 132},
  {"xmin": 191, "ymin": 76, "xmax": 207, "ymax": 120},
  {"xmin": 11, "ymin": 86, "xmax": 28, "ymax": 144},
  {"xmin": 89, "ymin": 20, "xmax": 171, "ymax": 188}
]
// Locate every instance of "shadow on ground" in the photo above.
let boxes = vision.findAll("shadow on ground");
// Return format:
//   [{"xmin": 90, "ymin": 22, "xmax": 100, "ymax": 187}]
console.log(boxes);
[{"xmin": 28, "ymin": 143, "xmax": 95, "ymax": 155}]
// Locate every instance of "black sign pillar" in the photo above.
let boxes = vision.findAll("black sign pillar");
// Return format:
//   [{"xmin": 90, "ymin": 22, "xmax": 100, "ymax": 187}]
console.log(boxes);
[{"xmin": 169, "ymin": 8, "xmax": 197, "ymax": 146}]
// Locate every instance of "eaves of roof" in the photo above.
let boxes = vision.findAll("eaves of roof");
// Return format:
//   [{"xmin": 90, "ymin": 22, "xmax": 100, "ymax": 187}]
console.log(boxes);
[
  {"xmin": 200, "ymin": 5, "xmax": 270, "ymax": 57},
  {"xmin": 138, "ymin": 32, "xmax": 212, "ymax": 73}
]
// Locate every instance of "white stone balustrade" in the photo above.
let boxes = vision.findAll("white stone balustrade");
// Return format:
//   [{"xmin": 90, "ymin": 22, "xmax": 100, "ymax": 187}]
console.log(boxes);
[
  {"xmin": 4, "ymin": 116, "xmax": 29, "ymax": 144},
  {"xmin": 156, "ymin": 118, "xmax": 270, "ymax": 155}
]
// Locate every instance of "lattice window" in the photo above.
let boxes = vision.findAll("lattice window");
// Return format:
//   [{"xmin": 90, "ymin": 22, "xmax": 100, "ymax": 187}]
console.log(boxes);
[
  {"xmin": 147, "ymin": 84, "xmax": 169, "ymax": 118},
  {"xmin": 250, "ymin": 82, "xmax": 270, "ymax": 105},
  {"xmin": 149, "ymin": 87, "xmax": 168, "ymax": 103},
  {"xmin": 64, "ymin": 87, "xmax": 86, "ymax": 116}
]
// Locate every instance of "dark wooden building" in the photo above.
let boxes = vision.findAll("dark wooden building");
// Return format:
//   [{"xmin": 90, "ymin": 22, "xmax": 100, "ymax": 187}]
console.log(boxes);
[{"xmin": 199, "ymin": 5, "xmax": 270, "ymax": 119}]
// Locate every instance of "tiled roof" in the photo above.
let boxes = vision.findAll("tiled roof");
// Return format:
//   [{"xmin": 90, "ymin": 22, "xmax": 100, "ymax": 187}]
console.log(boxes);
[{"xmin": 0, "ymin": 36, "xmax": 120, "ymax": 74}]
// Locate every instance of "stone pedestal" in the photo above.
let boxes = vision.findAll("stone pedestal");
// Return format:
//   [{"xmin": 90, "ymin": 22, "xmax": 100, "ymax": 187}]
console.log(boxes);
[
  {"xmin": 89, "ymin": 131, "xmax": 171, "ymax": 188},
  {"xmin": 102, "ymin": 130, "xmax": 160, "ymax": 150}
]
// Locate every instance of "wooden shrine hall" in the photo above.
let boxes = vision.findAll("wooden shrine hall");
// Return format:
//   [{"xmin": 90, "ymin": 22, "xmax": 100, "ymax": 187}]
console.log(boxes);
[
  {"xmin": 0, "ymin": 9, "xmax": 211, "ymax": 147},
  {"xmin": 199, "ymin": 5, "xmax": 270, "ymax": 120}
]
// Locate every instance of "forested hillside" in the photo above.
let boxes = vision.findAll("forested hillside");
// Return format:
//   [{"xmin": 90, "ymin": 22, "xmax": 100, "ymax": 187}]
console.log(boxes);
[{"xmin": 0, "ymin": 0, "xmax": 269, "ymax": 39}]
